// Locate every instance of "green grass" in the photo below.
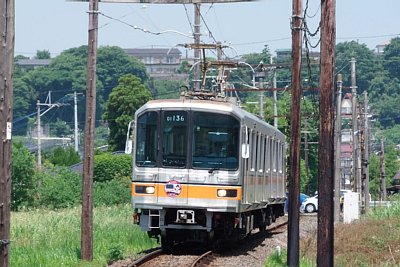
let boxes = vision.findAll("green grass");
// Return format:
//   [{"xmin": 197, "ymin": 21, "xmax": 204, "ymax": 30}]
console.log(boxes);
[{"xmin": 11, "ymin": 204, "xmax": 157, "ymax": 267}]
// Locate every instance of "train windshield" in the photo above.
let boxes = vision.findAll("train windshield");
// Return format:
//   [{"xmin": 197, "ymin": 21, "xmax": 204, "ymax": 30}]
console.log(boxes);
[
  {"xmin": 136, "ymin": 111, "xmax": 158, "ymax": 167},
  {"xmin": 162, "ymin": 111, "xmax": 188, "ymax": 167},
  {"xmin": 192, "ymin": 112, "xmax": 239, "ymax": 170}
]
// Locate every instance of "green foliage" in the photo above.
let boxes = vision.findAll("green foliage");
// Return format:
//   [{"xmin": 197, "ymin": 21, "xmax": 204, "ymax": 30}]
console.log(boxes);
[
  {"xmin": 12, "ymin": 46, "xmax": 148, "ymax": 135},
  {"xmin": 93, "ymin": 177, "xmax": 131, "ymax": 206},
  {"xmin": 47, "ymin": 146, "xmax": 81, "ymax": 167},
  {"xmin": 369, "ymin": 195, "xmax": 400, "ymax": 219},
  {"xmin": 34, "ymin": 50, "xmax": 51, "ymax": 59},
  {"xmin": 383, "ymin": 37, "xmax": 400, "ymax": 79},
  {"xmin": 49, "ymin": 119, "xmax": 72, "ymax": 136},
  {"xmin": 335, "ymin": 41, "xmax": 377, "ymax": 93},
  {"xmin": 11, "ymin": 142, "xmax": 36, "ymax": 211},
  {"xmin": 34, "ymin": 166, "xmax": 82, "ymax": 209},
  {"xmin": 93, "ymin": 153, "xmax": 132, "ymax": 183},
  {"xmin": 103, "ymin": 74, "xmax": 152, "ymax": 151},
  {"xmin": 150, "ymin": 79, "xmax": 183, "ymax": 99},
  {"xmin": 107, "ymin": 244, "xmax": 124, "ymax": 262},
  {"xmin": 11, "ymin": 205, "xmax": 157, "ymax": 267}
]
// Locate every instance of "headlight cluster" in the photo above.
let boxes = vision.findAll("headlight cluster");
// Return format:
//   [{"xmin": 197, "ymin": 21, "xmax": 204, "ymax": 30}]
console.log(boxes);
[
  {"xmin": 217, "ymin": 189, "xmax": 237, "ymax": 198},
  {"xmin": 135, "ymin": 185, "xmax": 155, "ymax": 194}
]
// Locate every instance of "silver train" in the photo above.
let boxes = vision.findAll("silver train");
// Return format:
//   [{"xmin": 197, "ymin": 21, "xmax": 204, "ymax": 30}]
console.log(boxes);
[{"xmin": 127, "ymin": 97, "xmax": 286, "ymax": 248}]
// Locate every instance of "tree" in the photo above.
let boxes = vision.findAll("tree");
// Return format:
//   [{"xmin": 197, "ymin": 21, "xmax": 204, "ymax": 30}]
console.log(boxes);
[
  {"xmin": 103, "ymin": 74, "xmax": 152, "ymax": 151},
  {"xmin": 34, "ymin": 50, "xmax": 51, "ymax": 59},
  {"xmin": 47, "ymin": 146, "xmax": 81, "ymax": 167},
  {"xmin": 335, "ymin": 41, "xmax": 378, "ymax": 93},
  {"xmin": 12, "ymin": 142, "xmax": 36, "ymax": 210},
  {"xmin": 383, "ymin": 37, "xmax": 400, "ymax": 79}
]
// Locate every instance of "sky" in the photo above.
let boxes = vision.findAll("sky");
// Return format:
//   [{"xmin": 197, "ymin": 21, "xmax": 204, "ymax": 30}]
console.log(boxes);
[{"xmin": 15, "ymin": 0, "xmax": 400, "ymax": 59}]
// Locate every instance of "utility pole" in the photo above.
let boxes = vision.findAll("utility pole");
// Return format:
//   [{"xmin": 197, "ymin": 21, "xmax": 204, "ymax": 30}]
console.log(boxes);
[
  {"xmin": 81, "ymin": 0, "xmax": 98, "ymax": 261},
  {"xmin": 350, "ymin": 58, "xmax": 360, "ymax": 193},
  {"xmin": 334, "ymin": 74, "xmax": 342, "ymax": 222},
  {"xmin": 193, "ymin": 3, "xmax": 201, "ymax": 91},
  {"xmin": 363, "ymin": 91, "xmax": 370, "ymax": 211},
  {"xmin": 36, "ymin": 92, "xmax": 65, "ymax": 170},
  {"xmin": 256, "ymin": 71, "xmax": 265, "ymax": 120},
  {"xmin": 0, "ymin": 1, "xmax": 14, "ymax": 266},
  {"xmin": 74, "ymin": 91, "xmax": 80, "ymax": 153},
  {"xmin": 317, "ymin": 0, "xmax": 335, "ymax": 266},
  {"xmin": 271, "ymin": 57, "xmax": 278, "ymax": 128},
  {"xmin": 380, "ymin": 139, "xmax": 387, "ymax": 201},
  {"xmin": 287, "ymin": 0, "xmax": 302, "ymax": 265},
  {"xmin": 37, "ymin": 100, "xmax": 42, "ymax": 170}
]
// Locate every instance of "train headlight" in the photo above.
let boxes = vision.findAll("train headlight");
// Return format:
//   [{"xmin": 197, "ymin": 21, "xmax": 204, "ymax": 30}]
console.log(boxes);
[
  {"xmin": 135, "ymin": 185, "xmax": 155, "ymax": 194},
  {"xmin": 217, "ymin": 189, "xmax": 227, "ymax": 197},
  {"xmin": 217, "ymin": 189, "xmax": 238, "ymax": 198},
  {"xmin": 145, "ymin": 186, "xmax": 155, "ymax": 194}
]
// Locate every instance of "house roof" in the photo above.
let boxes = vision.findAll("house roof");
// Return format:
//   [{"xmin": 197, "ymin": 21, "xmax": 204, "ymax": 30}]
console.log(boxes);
[
  {"xmin": 16, "ymin": 59, "xmax": 52, "ymax": 66},
  {"xmin": 124, "ymin": 48, "xmax": 182, "ymax": 56}
]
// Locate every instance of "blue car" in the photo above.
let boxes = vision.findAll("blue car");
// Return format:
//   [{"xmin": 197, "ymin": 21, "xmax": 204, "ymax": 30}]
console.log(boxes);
[{"xmin": 285, "ymin": 193, "xmax": 310, "ymax": 212}]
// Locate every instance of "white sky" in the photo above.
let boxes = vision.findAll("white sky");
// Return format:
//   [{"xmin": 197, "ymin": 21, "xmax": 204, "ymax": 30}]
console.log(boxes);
[{"xmin": 15, "ymin": 0, "xmax": 400, "ymax": 58}]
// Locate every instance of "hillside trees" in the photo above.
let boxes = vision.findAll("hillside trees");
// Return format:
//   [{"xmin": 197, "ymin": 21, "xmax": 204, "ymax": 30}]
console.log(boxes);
[
  {"xmin": 103, "ymin": 74, "xmax": 152, "ymax": 151},
  {"xmin": 12, "ymin": 46, "xmax": 148, "ymax": 134}
]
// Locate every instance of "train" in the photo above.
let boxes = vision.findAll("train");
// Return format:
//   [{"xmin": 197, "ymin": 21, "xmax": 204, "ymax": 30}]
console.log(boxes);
[{"xmin": 126, "ymin": 93, "xmax": 287, "ymax": 249}]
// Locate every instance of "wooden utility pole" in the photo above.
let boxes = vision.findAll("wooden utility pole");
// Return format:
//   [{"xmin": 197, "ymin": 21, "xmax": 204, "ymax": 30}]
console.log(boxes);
[
  {"xmin": 334, "ymin": 74, "xmax": 342, "ymax": 222},
  {"xmin": 0, "ymin": 1, "xmax": 14, "ymax": 266},
  {"xmin": 363, "ymin": 91, "xmax": 369, "ymax": 212},
  {"xmin": 317, "ymin": 0, "xmax": 335, "ymax": 266},
  {"xmin": 380, "ymin": 139, "xmax": 387, "ymax": 201},
  {"xmin": 287, "ymin": 0, "xmax": 302, "ymax": 265},
  {"xmin": 81, "ymin": 0, "xmax": 99, "ymax": 261}
]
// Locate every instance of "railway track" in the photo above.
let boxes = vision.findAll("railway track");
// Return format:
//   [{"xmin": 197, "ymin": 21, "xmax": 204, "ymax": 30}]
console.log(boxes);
[{"xmin": 128, "ymin": 218, "xmax": 289, "ymax": 267}]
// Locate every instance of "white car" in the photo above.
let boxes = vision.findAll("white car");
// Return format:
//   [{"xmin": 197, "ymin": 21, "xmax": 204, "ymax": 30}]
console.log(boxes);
[{"xmin": 300, "ymin": 195, "xmax": 318, "ymax": 213}]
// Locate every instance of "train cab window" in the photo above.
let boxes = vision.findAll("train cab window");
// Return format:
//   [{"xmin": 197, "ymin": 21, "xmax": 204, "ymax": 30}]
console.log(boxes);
[
  {"xmin": 192, "ymin": 112, "xmax": 239, "ymax": 170},
  {"xmin": 136, "ymin": 112, "xmax": 158, "ymax": 167},
  {"xmin": 162, "ymin": 111, "xmax": 188, "ymax": 168}
]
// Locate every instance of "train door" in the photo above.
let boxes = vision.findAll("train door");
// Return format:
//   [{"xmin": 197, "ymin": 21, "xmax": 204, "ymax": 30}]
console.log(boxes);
[{"xmin": 157, "ymin": 110, "xmax": 189, "ymax": 205}]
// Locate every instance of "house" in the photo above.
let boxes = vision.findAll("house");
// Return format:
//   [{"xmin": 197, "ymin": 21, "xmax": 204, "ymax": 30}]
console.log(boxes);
[{"xmin": 124, "ymin": 48, "xmax": 187, "ymax": 80}]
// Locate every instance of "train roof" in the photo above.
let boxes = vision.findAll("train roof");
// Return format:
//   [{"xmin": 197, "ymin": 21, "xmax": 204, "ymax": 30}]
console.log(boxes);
[{"xmin": 136, "ymin": 98, "xmax": 286, "ymax": 141}]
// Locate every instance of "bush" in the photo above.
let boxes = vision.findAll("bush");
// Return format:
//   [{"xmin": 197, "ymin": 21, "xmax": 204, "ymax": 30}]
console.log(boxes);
[
  {"xmin": 34, "ymin": 166, "xmax": 82, "ymax": 209},
  {"xmin": 12, "ymin": 142, "xmax": 36, "ymax": 210},
  {"xmin": 47, "ymin": 146, "xmax": 81, "ymax": 167},
  {"xmin": 94, "ymin": 153, "xmax": 132, "ymax": 182},
  {"xmin": 93, "ymin": 176, "xmax": 131, "ymax": 206}
]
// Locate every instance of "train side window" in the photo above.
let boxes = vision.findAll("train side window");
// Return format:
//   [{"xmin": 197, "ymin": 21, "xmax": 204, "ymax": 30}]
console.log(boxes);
[
  {"xmin": 250, "ymin": 130, "xmax": 257, "ymax": 172},
  {"xmin": 136, "ymin": 111, "xmax": 158, "ymax": 167},
  {"xmin": 257, "ymin": 133, "xmax": 264, "ymax": 172},
  {"xmin": 265, "ymin": 136, "xmax": 270, "ymax": 173}
]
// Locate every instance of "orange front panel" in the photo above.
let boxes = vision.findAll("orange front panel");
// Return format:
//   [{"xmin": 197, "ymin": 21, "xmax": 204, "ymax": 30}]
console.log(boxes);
[{"xmin": 132, "ymin": 183, "xmax": 242, "ymax": 201}]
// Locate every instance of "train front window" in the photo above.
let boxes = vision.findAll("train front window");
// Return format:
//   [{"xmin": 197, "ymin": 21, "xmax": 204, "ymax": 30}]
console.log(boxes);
[
  {"xmin": 136, "ymin": 112, "xmax": 158, "ymax": 167},
  {"xmin": 162, "ymin": 111, "xmax": 188, "ymax": 168},
  {"xmin": 192, "ymin": 112, "xmax": 239, "ymax": 170}
]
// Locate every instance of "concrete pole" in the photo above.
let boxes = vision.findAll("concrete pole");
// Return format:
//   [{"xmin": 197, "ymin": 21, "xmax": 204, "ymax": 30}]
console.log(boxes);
[
  {"xmin": 37, "ymin": 100, "xmax": 42, "ymax": 170},
  {"xmin": 272, "ymin": 57, "xmax": 278, "ymax": 128},
  {"xmin": 334, "ymin": 74, "xmax": 342, "ymax": 222},
  {"xmin": 193, "ymin": 4, "xmax": 201, "ymax": 90},
  {"xmin": 350, "ymin": 58, "xmax": 360, "ymax": 193},
  {"xmin": 74, "ymin": 91, "xmax": 79, "ymax": 153},
  {"xmin": 259, "ymin": 77, "xmax": 264, "ymax": 120}
]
